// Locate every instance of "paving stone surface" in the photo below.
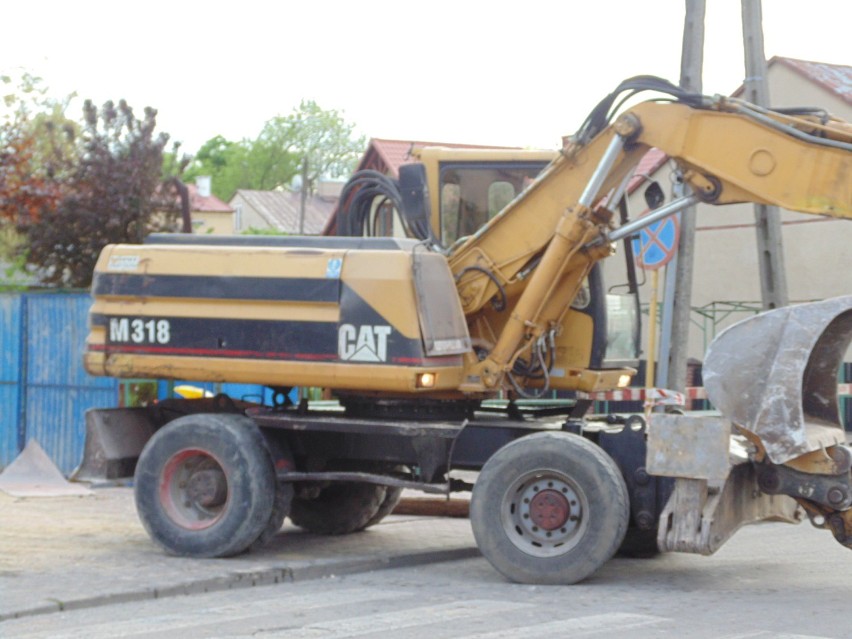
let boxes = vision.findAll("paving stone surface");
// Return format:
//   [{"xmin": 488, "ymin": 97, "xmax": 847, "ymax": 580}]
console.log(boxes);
[{"xmin": 0, "ymin": 487, "xmax": 477, "ymax": 620}]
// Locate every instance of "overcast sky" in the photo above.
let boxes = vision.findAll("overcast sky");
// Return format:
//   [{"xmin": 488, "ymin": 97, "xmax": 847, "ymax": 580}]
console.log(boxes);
[{"xmin": 3, "ymin": 1, "xmax": 849, "ymax": 154}]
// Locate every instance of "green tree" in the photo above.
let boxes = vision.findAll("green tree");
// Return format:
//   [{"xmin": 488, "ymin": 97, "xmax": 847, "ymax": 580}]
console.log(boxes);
[
  {"xmin": 258, "ymin": 99, "xmax": 364, "ymax": 192},
  {"xmin": 183, "ymin": 100, "xmax": 364, "ymax": 201},
  {"xmin": 20, "ymin": 99, "xmax": 175, "ymax": 287},
  {"xmin": 181, "ymin": 135, "xmax": 257, "ymax": 201}
]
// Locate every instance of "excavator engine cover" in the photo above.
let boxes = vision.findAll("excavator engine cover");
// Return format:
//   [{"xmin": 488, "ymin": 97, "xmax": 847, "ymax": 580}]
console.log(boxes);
[{"xmin": 84, "ymin": 236, "xmax": 471, "ymax": 394}]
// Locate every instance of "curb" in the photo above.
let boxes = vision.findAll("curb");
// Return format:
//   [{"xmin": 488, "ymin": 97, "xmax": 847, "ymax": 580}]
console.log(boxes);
[{"xmin": 0, "ymin": 546, "xmax": 481, "ymax": 622}]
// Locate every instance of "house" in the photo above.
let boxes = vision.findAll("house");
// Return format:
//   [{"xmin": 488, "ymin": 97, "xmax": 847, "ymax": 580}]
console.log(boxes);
[
  {"xmin": 608, "ymin": 56, "xmax": 852, "ymax": 358},
  {"xmin": 229, "ymin": 183, "xmax": 342, "ymax": 235},
  {"xmin": 183, "ymin": 177, "xmax": 235, "ymax": 235}
]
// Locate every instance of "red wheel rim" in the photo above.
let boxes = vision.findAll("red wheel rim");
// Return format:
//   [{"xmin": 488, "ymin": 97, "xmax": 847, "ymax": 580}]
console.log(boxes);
[{"xmin": 159, "ymin": 448, "xmax": 229, "ymax": 530}]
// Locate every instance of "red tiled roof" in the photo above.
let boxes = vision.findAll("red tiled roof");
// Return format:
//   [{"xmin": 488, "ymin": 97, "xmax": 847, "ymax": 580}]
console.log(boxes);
[
  {"xmin": 773, "ymin": 57, "xmax": 852, "ymax": 106},
  {"xmin": 626, "ymin": 148, "xmax": 669, "ymax": 194},
  {"xmin": 187, "ymin": 183, "xmax": 232, "ymax": 213}
]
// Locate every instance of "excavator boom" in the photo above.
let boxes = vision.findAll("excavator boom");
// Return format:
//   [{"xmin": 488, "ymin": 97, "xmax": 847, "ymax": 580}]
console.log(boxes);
[{"xmin": 450, "ymin": 79, "xmax": 850, "ymax": 401}]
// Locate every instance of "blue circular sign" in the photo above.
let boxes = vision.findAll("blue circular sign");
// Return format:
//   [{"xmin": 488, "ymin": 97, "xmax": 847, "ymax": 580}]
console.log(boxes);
[{"xmin": 632, "ymin": 214, "xmax": 680, "ymax": 270}]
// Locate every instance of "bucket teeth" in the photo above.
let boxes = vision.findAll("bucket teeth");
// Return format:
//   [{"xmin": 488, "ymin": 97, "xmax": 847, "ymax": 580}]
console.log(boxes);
[{"xmin": 703, "ymin": 295, "xmax": 852, "ymax": 465}]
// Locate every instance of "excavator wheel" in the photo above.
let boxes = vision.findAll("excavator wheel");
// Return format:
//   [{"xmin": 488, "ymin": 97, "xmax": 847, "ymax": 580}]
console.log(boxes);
[
  {"xmin": 367, "ymin": 485, "xmax": 404, "ymax": 526},
  {"xmin": 134, "ymin": 413, "xmax": 276, "ymax": 558},
  {"xmin": 363, "ymin": 464, "xmax": 407, "ymax": 527},
  {"xmin": 250, "ymin": 432, "xmax": 296, "ymax": 550},
  {"xmin": 289, "ymin": 482, "xmax": 386, "ymax": 535},
  {"xmin": 470, "ymin": 431, "xmax": 629, "ymax": 585}
]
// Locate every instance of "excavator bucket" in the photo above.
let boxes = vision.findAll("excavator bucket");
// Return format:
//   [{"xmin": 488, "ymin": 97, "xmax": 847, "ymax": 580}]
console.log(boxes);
[{"xmin": 703, "ymin": 295, "xmax": 852, "ymax": 465}]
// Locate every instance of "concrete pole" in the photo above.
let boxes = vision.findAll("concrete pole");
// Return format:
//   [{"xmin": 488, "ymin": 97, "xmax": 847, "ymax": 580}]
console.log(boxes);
[
  {"xmin": 742, "ymin": 0, "xmax": 788, "ymax": 309},
  {"xmin": 299, "ymin": 156, "xmax": 308, "ymax": 235},
  {"xmin": 663, "ymin": 0, "xmax": 704, "ymax": 393}
]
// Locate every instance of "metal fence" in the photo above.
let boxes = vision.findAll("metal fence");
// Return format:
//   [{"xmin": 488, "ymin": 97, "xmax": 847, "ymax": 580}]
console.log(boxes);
[
  {"xmin": 0, "ymin": 291, "xmax": 286, "ymax": 475},
  {"xmin": 1, "ymin": 292, "xmax": 119, "ymax": 475}
]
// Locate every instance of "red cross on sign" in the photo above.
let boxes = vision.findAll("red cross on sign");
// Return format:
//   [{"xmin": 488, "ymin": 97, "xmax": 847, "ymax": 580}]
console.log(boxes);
[{"xmin": 631, "ymin": 212, "xmax": 680, "ymax": 271}]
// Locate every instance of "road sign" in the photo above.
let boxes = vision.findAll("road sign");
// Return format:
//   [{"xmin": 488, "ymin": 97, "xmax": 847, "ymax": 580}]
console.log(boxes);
[{"xmin": 632, "ymin": 212, "xmax": 680, "ymax": 270}]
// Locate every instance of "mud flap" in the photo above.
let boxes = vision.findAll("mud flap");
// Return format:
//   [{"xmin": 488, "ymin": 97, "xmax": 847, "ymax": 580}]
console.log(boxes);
[{"xmin": 703, "ymin": 295, "xmax": 852, "ymax": 464}]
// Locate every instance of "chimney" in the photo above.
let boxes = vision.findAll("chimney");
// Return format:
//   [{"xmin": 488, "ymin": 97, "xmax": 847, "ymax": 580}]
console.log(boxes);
[{"xmin": 196, "ymin": 176, "xmax": 212, "ymax": 198}]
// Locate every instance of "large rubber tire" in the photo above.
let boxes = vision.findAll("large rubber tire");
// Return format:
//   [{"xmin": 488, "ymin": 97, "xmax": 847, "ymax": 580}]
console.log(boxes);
[
  {"xmin": 250, "ymin": 433, "xmax": 295, "ymax": 551},
  {"xmin": 363, "ymin": 464, "xmax": 406, "ymax": 527},
  {"xmin": 134, "ymin": 413, "xmax": 276, "ymax": 558},
  {"xmin": 289, "ymin": 482, "xmax": 386, "ymax": 535},
  {"xmin": 470, "ymin": 431, "xmax": 629, "ymax": 585},
  {"xmin": 365, "ymin": 485, "xmax": 403, "ymax": 527}
]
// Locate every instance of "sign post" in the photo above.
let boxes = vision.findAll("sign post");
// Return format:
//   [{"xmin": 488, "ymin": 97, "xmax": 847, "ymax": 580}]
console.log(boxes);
[{"xmin": 631, "ymin": 212, "xmax": 680, "ymax": 407}]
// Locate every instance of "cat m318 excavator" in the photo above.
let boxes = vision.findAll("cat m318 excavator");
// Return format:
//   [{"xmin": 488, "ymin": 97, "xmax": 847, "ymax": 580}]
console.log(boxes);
[{"xmin": 80, "ymin": 76, "xmax": 852, "ymax": 584}]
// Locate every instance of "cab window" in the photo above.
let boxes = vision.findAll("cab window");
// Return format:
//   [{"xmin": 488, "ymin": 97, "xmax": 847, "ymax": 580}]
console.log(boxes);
[{"xmin": 439, "ymin": 162, "xmax": 547, "ymax": 245}]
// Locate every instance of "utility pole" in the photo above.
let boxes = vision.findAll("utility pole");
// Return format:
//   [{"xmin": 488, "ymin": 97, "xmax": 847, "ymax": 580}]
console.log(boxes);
[
  {"xmin": 299, "ymin": 156, "xmax": 308, "ymax": 235},
  {"xmin": 742, "ymin": 0, "xmax": 788, "ymax": 309},
  {"xmin": 663, "ymin": 0, "xmax": 704, "ymax": 394}
]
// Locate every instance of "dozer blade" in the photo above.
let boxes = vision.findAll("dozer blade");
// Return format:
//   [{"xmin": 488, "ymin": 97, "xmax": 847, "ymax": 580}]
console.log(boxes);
[
  {"xmin": 71, "ymin": 407, "xmax": 159, "ymax": 482},
  {"xmin": 703, "ymin": 295, "xmax": 852, "ymax": 465},
  {"xmin": 72, "ymin": 396, "xmax": 257, "ymax": 482}
]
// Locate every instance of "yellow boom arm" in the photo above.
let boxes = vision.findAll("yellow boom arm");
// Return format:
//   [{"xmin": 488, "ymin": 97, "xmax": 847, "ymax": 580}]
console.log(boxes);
[{"xmin": 449, "ymin": 90, "xmax": 851, "ymax": 392}]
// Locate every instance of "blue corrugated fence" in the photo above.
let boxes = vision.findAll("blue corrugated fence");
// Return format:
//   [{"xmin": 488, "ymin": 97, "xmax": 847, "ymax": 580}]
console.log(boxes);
[
  {"xmin": 0, "ymin": 292, "xmax": 120, "ymax": 474},
  {"xmin": 0, "ymin": 292, "xmax": 281, "ymax": 475}
]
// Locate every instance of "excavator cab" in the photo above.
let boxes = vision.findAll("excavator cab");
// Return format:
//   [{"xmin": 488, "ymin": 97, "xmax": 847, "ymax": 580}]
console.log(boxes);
[{"xmin": 333, "ymin": 147, "xmax": 643, "ymax": 382}]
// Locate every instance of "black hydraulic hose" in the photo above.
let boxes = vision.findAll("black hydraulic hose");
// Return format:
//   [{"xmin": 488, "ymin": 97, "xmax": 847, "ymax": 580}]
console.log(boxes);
[
  {"xmin": 337, "ymin": 170, "xmax": 404, "ymax": 236},
  {"xmin": 572, "ymin": 76, "xmax": 705, "ymax": 147}
]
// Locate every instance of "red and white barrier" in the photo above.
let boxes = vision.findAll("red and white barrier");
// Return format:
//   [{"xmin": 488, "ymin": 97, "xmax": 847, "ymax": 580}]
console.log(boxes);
[{"xmin": 579, "ymin": 384, "xmax": 852, "ymax": 407}]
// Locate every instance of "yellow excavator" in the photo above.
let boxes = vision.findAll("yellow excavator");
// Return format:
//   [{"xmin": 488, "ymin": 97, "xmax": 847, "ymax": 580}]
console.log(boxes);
[{"xmin": 80, "ymin": 76, "xmax": 852, "ymax": 584}]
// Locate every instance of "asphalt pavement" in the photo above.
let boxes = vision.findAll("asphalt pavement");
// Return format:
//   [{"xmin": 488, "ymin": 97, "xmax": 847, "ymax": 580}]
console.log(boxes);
[{"xmin": 0, "ymin": 487, "xmax": 478, "ymax": 621}]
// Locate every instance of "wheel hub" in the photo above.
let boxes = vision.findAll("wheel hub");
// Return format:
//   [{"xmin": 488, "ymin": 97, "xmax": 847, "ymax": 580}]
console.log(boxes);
[
  {"xmin": 528, "ymin": 489, "xmax": 570, "ymax": 530},
  {"xmin": 186, "ymin": 469, "xmax": 228, "ymax": 508},
  {"xmin": 160, "ymin": 449, "xmax": 229, "ymax": 530},
  {"xmin": 501, "ymin": 471, "xmax": 588, "ymax": 558}
]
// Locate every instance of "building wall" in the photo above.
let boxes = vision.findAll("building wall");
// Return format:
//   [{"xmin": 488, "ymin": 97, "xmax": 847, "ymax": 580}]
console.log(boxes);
[
  {"xmin": 228, "ymin": 195, "xmax": 276, "ymax": 233},
  {"xmin": 192, "ymin": 210, "xmax": 237, "ymax": 235}
]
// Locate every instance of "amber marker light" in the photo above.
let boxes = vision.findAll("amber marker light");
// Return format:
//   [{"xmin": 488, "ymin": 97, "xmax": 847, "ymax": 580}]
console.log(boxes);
[
  {"xmin": 417, "ymin": 372, "xmax": 436, "ymax": 388},
  {"xmin": 617, "ymin": 374, "xmax": 632, "ymax": 388}
]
